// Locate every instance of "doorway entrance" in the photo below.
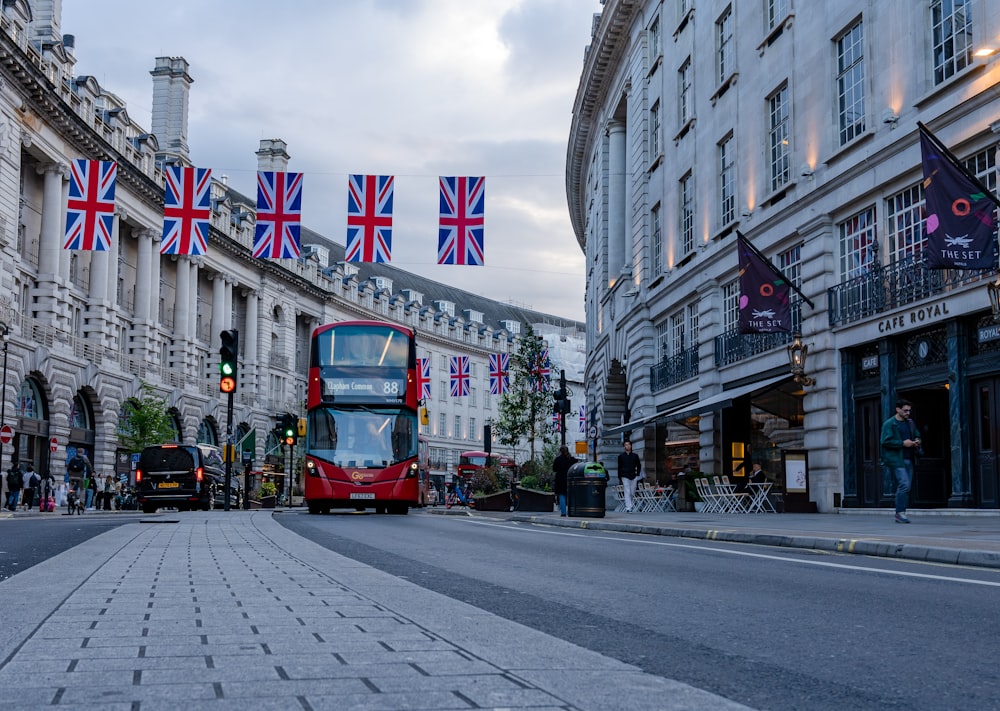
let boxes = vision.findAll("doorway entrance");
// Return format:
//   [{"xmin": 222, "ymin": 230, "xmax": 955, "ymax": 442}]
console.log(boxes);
[
  {"xmin": 972, "ymin": 377, "xmax": 1000, "ymax": 508},
  {"xmin": 899, "ymin": 387, "xmax": 950, "ymax": 508}
]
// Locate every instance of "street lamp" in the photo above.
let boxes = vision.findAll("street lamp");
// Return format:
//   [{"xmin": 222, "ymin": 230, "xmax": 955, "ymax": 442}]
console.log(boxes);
[
  {"xmin": 787, "ymin": 333, "xmax": 815, "ymax": 387},
  {"xmin": 987, "ymin": 277, "xmax": 1000, "ymax": 323},
  {"xmin": 0, "ymin": 321, "xmax": 9, "ymax": 479}
]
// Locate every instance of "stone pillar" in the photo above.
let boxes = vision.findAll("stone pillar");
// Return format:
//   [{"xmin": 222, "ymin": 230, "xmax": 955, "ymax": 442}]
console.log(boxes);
[
  {"xmin": 88, "ymin": 226, "xmax": 110, "ymax": 303},
  {"xmin": 224, "ymin": 278, "xmax": 233, "ymax": 333},
  {"xmin": 107, "ymin": 210, "xmax": 122, "ymax": 308},
  {"xmin": 174, "ymin": 256, "xmax": 190, "ymax": 339},
  {"xmin": 211, "ymin": 272, "xmax": 225, "ymax": 350},
  {"xmin": 245, "ymin": 290, "xmax": 259, "ymax": 393},
  {"xmin": 37, "ymin": 162, "xmax": 65, "ymax": 277},
  {"xmin": 607, "ymin": 120, "xmax": 627, "ymax": 286},
  {"xmin": 188, "ymin": 258, "xmax": 200, "ymax": 342},
  {"xmin": 149, "ymin": 231, "xmax": 162, "ymax": 326},
  {"xmin": 134, "ymin": 229, "xmax": 152, "ymax": 322}
]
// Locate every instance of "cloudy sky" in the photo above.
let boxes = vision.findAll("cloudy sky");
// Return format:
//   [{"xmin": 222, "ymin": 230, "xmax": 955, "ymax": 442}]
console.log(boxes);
[{"xmin": 60, "ymin": 0, "xmax": 601, "ymax": 322}]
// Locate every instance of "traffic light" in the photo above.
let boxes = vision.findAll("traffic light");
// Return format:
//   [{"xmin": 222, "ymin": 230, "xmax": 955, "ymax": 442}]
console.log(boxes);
[
  {"xmin": 219, "ymin": 329, "xmax": 239, "ymax": 393},
  {"xmin": 553, "ymin": 369, "xmax": 570, "ymax": 415},
  {"xmin": 280, "ymin": 413, "xmax": 297, "ymax": 446},
  {"xmin": 420, "ymin": 406, "xmax": 429, "ymax": 426}
]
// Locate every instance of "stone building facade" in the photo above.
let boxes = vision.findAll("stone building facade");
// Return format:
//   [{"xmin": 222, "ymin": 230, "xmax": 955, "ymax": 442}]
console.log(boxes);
[
  {"xmin": 0, "ymin": 0, "xmax": 584, "ymax": 489},
  {"xmin": 568, "ymin": 0, "xmax": 1000, "ymax": 510}
]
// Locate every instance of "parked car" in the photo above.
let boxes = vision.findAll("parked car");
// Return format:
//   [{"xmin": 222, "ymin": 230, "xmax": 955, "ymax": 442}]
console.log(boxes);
[
  {"xmin": 210, "ymin": 474, "xmax": 243, "ymax": 510},
  {"xmin": 135, "ymin": 443, "xmax": 225, "ymax": 514}
]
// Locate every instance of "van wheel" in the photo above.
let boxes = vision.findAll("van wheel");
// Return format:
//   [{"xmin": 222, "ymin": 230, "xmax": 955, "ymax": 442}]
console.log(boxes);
[{"xmin": 142, "ymin": 505, "xmax": 157, "ymax": 514}]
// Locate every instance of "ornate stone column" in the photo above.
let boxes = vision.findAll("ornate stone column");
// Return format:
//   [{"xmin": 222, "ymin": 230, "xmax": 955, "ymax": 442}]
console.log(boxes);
[
  {"xmin": 149, "ymin": 231, "xmax": 162, "ymax": 327},
  {"xmin": 36, "ymin": 162, "xmax": 65, "ymax": 277},
  {"xmin": 211, "ymin": 271, "xmax": 225, "ymax": 350},
  {"xmin": 134, "ymin": 229, "xmax": 153, "ymax": 323},
  {"xmin": 244, "ymin": 289, "xmax": 259, "ymax": 394},
  {"xmin": 607, "ymin": 120, "xmax": 627, "ymax": 286}
]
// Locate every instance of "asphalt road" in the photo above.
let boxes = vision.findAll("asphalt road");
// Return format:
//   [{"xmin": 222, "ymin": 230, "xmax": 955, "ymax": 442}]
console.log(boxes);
[
  {"xmin": 278, "ymin": 509, "xmax": 1000, "ymax": 711},
  {"xmin": 0, "ymin": 513, "xmax": 133, "ymax": 582}
]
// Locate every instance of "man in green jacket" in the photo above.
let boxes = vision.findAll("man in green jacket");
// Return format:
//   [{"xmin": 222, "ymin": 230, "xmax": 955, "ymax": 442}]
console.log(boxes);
[{"xmin": 880, "ymin": 398, "xmax": 920, "ymax": 524}]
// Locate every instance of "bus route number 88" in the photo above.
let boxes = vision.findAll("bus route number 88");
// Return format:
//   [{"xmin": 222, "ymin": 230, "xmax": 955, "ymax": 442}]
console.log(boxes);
[{"xmin": 383, "ymin": 381, "xmax": 400, "ymax": 395}]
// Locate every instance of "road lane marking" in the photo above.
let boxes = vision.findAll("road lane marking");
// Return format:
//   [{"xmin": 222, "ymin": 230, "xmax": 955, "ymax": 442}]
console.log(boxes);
[{"xmin": 466, "ymin": 519, "xmax": 1000, "ymax": 587}]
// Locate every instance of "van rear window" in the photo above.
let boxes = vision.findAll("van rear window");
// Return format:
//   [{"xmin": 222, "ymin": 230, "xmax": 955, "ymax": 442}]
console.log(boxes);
[{"xmin": 139, "ymin": 448, "xmax": 196, "ymax": 472}]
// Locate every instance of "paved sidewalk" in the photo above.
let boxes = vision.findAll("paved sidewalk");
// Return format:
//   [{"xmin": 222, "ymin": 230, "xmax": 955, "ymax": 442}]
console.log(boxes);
[
  {"xmin": 496, "ymin": 507, "xmax": 1000, "ymax": 570},
  {"xmin": 0, "ymin": 511, "xmax": 746, "ymax": 711}
]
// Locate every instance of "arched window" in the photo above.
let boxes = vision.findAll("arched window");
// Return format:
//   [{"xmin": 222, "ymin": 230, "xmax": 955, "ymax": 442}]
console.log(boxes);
[
  {"xmin": 70, "ymin": 394, "xmax": 92, "ymax": 430},
  {"xmin": 197, "ymin": 419, "xmax": 218, "ymax": 446},
  {"xmin": 168, "ymin": 411, "xmax": 182, "ymax": 442},
  {"xmin": 17, "ymin": 379, "xmax": 46, "ymax": 420}
]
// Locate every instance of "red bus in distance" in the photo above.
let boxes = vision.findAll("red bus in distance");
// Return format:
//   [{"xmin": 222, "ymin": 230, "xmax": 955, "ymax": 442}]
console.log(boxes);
[{"xmin": 302, "ymin": 321, "xmax": 421, "ymax": 515}]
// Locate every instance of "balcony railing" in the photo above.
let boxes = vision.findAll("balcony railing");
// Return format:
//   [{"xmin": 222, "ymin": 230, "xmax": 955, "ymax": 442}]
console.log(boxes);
[
  {"xmin": 828, "ymin": 256, "xmax": 996, "ymax": 327},
  {"xmin": 714, "ymin": 302, "xmax": 802, "ymax": 366},
  {"xmin": 651, "ymin": 346, "xmax": 699, "ymax": 391}
]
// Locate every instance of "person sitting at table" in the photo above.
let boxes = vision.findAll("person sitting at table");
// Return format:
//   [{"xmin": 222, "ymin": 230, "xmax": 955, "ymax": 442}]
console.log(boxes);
[{"xmin": 749, "ymin": 462, "xmax": 767, "ymax": 484}]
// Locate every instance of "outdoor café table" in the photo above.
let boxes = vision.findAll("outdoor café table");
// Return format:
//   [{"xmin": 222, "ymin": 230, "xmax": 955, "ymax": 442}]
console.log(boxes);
[{"xmin": 746, "ymin": 481, "xmax": 776, "ymax": 513}]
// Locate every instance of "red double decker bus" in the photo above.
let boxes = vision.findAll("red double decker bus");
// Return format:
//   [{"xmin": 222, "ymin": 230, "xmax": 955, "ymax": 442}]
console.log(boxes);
[{"xmin": 302, "ymin": 320, "xmax": 420, "ymax": 515}]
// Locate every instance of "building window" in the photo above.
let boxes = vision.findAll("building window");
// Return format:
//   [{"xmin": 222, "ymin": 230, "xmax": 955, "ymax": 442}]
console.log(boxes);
[
  {"xmin": 470, "ymin": 385, "xmax": 477, "ymax": 406},
  {"xmin": 716, "ymin": 6, "xmax": 734, "ymax": 85},
  {"xmin": 439, "ymin": 381, "xmax": 447, "ymax": 400},
  {"xmin": 719, "ymin": 134, "xmax": 736, "ymax": 227},
  {"xmin": 678, "ymin": 58, "xmax": 691, "ymax": 125},
  {"xmin": 779, "ymin": 243, "xmax": 802, "ymax": 287},
  {"xmin": 767, "ymin": 0, "xmax": 790, "ymax": 30},
  {"xmin": 680, "ymin": 172, "xmax": 694, "ymax": 256},
  {"xmin": 670, "ymin": 311, "xmax": 685, "ymax": 354},
  {"xmin": 655, "ymin": 320, "xmax": 670, "ymax": 361},
  {"xmin": 651, "ymin": 203, "xmax": 663, "ymax": 275},
  {"xmin": 650, "ymin": 100, "xmax": 661, "ymax": 159},
  {"xmin": 438, "ymin": 413, "xmax": 447, "ymax": 436},
  {"xmin": 836, "ymin": 19, "xmax": 865, "ymax": 145},
  {"xmin": 455, "ymin": 415, "xmax": 462, "ymax": 440},
  {"xmin": 470, "ymin": 416, "xmax": 477, "ymax": 441},
  {"xmin": 839, "ymin": 206, "xmax": 877, "ymax": 279},
  {"xmin": 768, "ymin": 84, "xmax": 790, "ymax": 192},
  {"xmin": 686, "ymin": 302, "xmax": 699, "ymax": 345},
  {"xmin": 885, "ymin": 184, "xmax": 925, "ymax": 264},
  {"xmin": 722, "ymin": 279, "xmax": 740, "ymax": 332},
  {"xmin": 931, "ymin": 0, "xmax": 972, "ymax": 85},
  {"xmin": 649, "ymin": 14, "xmax": 662, "ymax": 61}
]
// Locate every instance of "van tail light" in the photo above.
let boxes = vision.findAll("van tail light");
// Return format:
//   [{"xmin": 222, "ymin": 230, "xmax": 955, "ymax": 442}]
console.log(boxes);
[
  {"xmin": 196, "ymin": 467, "xmax": 203, "ymax": 482},
  {"xmin": 136, "ymin": 469, "xmax": 143, "ymax": 483}
]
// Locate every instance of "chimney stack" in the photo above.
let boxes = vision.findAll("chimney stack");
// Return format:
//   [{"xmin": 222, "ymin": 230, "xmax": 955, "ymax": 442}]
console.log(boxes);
[
  {"xmin": 150, "ymin": 56, "xmax": 193, "ymax": 165},
  {"xmin": 256, "ymin": 139, "xmax": 291, "ymax": 172},
  {"xmin": 30, "ymin": 0, "xmax": 62, "ymax": 45}
]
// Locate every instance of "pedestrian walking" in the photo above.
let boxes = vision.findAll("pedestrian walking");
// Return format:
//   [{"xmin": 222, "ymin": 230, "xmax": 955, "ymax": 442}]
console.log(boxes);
[
  {"xmin": 880, "ymin": 398, "xmax": 921, "ymax": 524},
  {"xmin": 5, "ymin": 463, "xmax": 23, "ymax": 510},
  {"xmin": 102, "ymin": 474, "xmax": 115, "ymax": 511},
  {"xmin": 21, "ymin": 464, "xmax": 38, "ymax": 510},
  {"xmin": 552, "ymin": 446, "xmax": 578, "ymax": 517},
  {"xmin": 84, "ymin": 472, "xmax": 97, "ymax": 510},
  {"xmin": 617, "ymin": 440, "xmax": 642, "ymax": 513},
  {"xmin": 38, "ymin": 470, "xmax": 56, "ymax": 512}
]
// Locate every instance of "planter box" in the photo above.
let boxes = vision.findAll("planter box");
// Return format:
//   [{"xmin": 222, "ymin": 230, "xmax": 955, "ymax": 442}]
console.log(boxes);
[
  {"xmin": 472, "ymin": 490, "xmax": 512, "ymax": 511},
  {"xmin": 516, "ymin": 487, "xmax": 554, "ymax": 512},
  {"xmin": 252, "ymin": 495, "xmax": 276, "ymax": 509}
]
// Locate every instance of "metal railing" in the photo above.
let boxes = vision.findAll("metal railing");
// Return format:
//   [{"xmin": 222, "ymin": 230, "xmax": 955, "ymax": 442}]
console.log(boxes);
[
  {"xmin": 651, "ymin": 346, "xmax": 699, "ymax": 391},
  {"xmin": 714, "ymin": 302, "xmax": 801, "ymax": 366},
  {"xmin": 828, "ymin": 257, "xmax": 996, "ymax": 327}
]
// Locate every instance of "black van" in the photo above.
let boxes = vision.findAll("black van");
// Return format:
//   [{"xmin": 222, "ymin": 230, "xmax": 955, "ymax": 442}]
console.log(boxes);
[{"xmin": 136, "ymin": 443, "xmax": 226, "ymax": 513}]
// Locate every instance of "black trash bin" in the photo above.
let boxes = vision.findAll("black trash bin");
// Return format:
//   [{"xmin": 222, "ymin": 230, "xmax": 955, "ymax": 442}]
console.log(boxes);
[{"xmin": 567, "ymin": 462, "xmax": 608, "ymax": 518}]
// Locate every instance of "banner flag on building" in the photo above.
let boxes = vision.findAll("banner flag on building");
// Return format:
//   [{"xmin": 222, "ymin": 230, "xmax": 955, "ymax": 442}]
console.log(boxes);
[
  {"xmin": 438, "ymin": 176, "xmax": 485, "ymax": 265},
  {"xmin": 161, "ymin": 165, "xmax": 212, "ymax": 256},
  {"xmin": 64, "ymin": 159, "xmax": 117, "ymax": 251},
  {"xmin": 489, "ymin": 353, "xmax": 509, "ymax": 395},
  {"xmin": 918, "ymin": 122, "xmax": 1000, "ymax": 270},
  {"xmin": 416, "ymin": 357, "xmax": 431, "ymax": 400},
  {"xmin": 579, "ymin": 403, "xmax": 586, "ymax": 432},
  {"xmin": 552, "ymin": 412, "xmax": 561, "ymax": 432},
  {"xmin": 254, "ymin": 170, "xmax": 303, "ymax": 259},
  {"xmin": 449, "ymin": 355, "xmax": 470, "ymax": 397},
  {"xmin": 530, "ymin": 349, "xmax": 551, "ymax": 392},
  {"xmin": 346, "ymin": 174, "xmax": 393, "ymax": 263},
  {"xmin": 737, "ymin": 233, "xmax": 792, "ymax": 334}
]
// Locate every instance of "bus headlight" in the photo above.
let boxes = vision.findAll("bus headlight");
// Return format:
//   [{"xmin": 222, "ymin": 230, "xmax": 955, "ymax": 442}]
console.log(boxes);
[{"xmin": 405, "ymin": 462, "xmax": 417, "ymax": 478}]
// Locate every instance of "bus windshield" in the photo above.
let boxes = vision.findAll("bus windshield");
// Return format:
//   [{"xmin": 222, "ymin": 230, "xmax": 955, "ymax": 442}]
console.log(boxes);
[
  {"xmin": 314, "ymin": 325, "xmax": 410, "ymax": 368},
  {"xmin": 307, "ymin": 406, "xmax": 417, "ymax": 468}
]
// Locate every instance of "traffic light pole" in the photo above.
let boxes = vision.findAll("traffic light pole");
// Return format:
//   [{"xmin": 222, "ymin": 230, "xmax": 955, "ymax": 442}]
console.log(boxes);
[{"xmin": 224, "ymin": 390, "xmax": 234, "ymax": 511}]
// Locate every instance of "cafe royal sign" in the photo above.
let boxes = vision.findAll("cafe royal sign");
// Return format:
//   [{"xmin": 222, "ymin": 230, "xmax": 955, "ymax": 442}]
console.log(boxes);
[{"xmin": 873, "ymin": 299, "xmax": 1000, "ymax": 345}]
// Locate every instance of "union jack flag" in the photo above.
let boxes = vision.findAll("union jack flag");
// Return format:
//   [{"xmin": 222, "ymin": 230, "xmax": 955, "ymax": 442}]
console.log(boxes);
[
  {"xmin": 161, "ymin": 165, "xmax": 211, "ymax": 256},
  {"xmin": 579, "ymin": 403, "xmax": 586, "ymax": 432},
  {"xmin": 438, "ymin": 176, "xmax": 485, "ymax": 265},
  {"xmin": 489, "ymin": 353, "xmax": 509, "ymax": 395},
  {"xmin": 346, "ymin": 174, "xmax": 393, "ymax": 263},
  {"xmin": 449, "ymin": 355, "xmax": 470, "ymax": 397},
  {"xmin": 254, "ymin": 171, "xmax": 303, "ymax": 259},
  {"xmin": 530, "ymin": 349, "xmax": 551, "ymax": 392},
  {"xmin": 64, "ymin": 159, "xmax": 117, "ymax": 251},
  {"xmin": 552, "ymin": 413, "xmax": 561, "ymax": 432},
  {"xmin": 416, "ymin": 357, "xmax": 431, "ymax": 400}
]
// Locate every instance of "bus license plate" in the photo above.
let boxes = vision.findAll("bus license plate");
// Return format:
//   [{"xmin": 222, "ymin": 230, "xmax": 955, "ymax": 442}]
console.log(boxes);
[
  {"xmin": 349, "ymin": 493, "xmax": 375, "ymax": 500},
  {"xmin": 158, "ymin": 482, "xmax": 179, "ymax": 489}
]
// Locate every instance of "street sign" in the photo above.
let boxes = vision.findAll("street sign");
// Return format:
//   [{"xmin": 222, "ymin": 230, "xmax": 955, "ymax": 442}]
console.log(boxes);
[
  {"xmin": 49, "ymin": 437, "xmax": 58, "ymax": 452},
  {"xmin": 0, "ymin": 424, "xmax": 12, "ymax": 444},
  {"xmin": 588, "ymin": 425, "xmax": 597, "ymax": 439}
]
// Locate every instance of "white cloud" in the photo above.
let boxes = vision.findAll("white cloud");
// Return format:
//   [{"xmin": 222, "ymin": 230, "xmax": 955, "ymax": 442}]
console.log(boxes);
[{"xmin": 61, "ymin": 0, "xmax": 600, "ymax": 321}]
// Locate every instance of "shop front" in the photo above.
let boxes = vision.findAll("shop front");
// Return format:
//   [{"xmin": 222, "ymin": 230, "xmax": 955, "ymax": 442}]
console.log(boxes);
[{"xmin": 844, "ymin": 312, "xmax": 1000, "ymax": 509}]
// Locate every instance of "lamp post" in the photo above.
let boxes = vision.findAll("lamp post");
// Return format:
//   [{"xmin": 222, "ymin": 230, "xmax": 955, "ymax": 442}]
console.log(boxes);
[
  {"xmin": 0, "ymin": 321, "xmax": 9, "ymax": 486},
  {"xmin": 787, "ymin": 333, "xmax": 815, "ymax": 387},
  {"xmin": 988, "ymin": 277, "xmax": 1000, "ymax": 323}
]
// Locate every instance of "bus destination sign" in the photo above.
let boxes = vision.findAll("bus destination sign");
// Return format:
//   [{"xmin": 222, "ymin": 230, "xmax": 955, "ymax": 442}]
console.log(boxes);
[{"xmin": 322, "ymin": 376, "xmax": 406, "ymax": 402}]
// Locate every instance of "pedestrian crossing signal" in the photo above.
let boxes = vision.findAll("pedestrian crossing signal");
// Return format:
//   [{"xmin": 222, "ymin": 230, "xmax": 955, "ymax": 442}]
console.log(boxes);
[{"xmin": 219, "ymin": 330, "xmax": 239, "ymax": 393}]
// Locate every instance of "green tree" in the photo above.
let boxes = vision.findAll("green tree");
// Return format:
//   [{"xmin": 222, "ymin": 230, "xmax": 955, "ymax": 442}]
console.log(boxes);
[
  {"xmin": 118, "ymin": 382, "xmax": 177, "ymax": 454},
  {"xmin": 493, "ymin": 324, "xmax": 555, "ymax": 463}
]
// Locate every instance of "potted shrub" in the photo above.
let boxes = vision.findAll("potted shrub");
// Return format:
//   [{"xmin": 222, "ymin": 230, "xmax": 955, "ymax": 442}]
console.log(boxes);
[
  {"xmin": 469, "ymin": 466, "xmax": 511, "ymax": 511},
  {"xmin": 514, "ymin": 466, "xmax": 554, "ymax": 512},
  {"xmin": 256, "ymin": 481, "xmax": 277, "ymax": 509}
]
